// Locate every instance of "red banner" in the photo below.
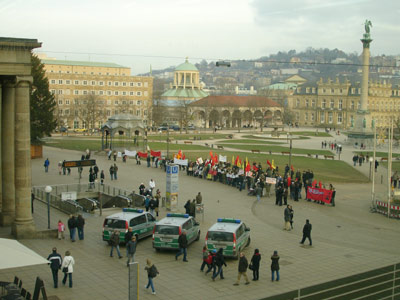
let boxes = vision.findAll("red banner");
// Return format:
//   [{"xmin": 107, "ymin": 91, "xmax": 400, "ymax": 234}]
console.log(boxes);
[
  {"xmin": 137, "ymin": 151, "xmax": 148, "ymax": 158},
  {"xmin": 150, "ymin": 150, "xmax": 161, "ymax": 157},
  {"xmin": 307, "ymin": 187, "xmax": 333, "ymax": 203}
]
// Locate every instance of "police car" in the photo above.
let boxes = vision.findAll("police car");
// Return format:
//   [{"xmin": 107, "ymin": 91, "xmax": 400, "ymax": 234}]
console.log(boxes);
[
  {"xmin": 205, "ymin": 218, "xmax": 251, "ymax": 259},
  {"xmin": 102, "ymin": 208, "xmax": 156, "ymax": 244},
  {"xmin": 152, "ymin": 213, "xmax": 200, "ymax": 250}
]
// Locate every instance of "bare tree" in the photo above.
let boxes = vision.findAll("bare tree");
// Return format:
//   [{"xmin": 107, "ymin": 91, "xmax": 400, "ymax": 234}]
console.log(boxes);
[
  {"xmin": 177, "ymin": 100, "xmax": 193, "ymax": 133},
  {"xmin": 72, "ymin": 94, "xmax": 105, "ymax": 134}
]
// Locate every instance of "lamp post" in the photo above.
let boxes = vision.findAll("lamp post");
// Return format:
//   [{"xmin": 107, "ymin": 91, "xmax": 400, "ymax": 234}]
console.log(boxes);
[
  {"xmin": 45, "ymin": 186, "xmax": 52, "ymax": 229},
  {"xmin": 167, "ymin": 127, "xmax": 170, "ymax": 160},
  {"xmin": 288, "ymin": 134, "xmax": 292, "ymax": 167},
  {"xmin": 369, "ymin": 157, "xmax": 373, "ymax": 181}
]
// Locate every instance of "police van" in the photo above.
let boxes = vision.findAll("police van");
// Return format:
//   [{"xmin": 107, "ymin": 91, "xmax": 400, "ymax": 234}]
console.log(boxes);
[
  {"xmin": 152, "ymin": 213, "xmax": 200, "ymax": 250},
  {"xmin": 102, "ymin": 208, "xmax": 156, "ymax": 244},
  {"xmin": 205, "ymin": 218, "xmax": 251, "ymax": 259}
]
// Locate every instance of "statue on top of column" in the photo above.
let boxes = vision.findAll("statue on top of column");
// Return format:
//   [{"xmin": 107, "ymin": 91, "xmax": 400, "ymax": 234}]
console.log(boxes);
[{"xmin": 364, "ymin": 20, "xmax": 372, "ymax": 38}]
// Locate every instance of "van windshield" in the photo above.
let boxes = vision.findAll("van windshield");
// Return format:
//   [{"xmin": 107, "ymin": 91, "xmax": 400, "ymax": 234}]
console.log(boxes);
[
  {"xmin": 207, "ymin": 231, "xmax": 234, "ymax": 242},
  {"xmin": 155, "ymin": 225, "xmax": 179, "ymax": 235},
  {"xmin": 104, "ymin": 219, "xmax": 126, "ymax": 229}
]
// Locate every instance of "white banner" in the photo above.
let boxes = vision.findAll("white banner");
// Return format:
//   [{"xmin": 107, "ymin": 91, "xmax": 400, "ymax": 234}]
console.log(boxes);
[
  {"xmin": 124, "ymin": 150, "xmax": 137, "ymax": 157},
  {"xmin": 173, "ymin": 158, "xmax": 188, "ymax": 166},
  {"xmin": 266, "ymin": 177, "xmax": 277, "ymax": 184},
  {"xmin": 219, "ymin": 155, "xmax": 227, "ymax": 162},
  {"xmin": 117, "ymin": 152, "xmax": 122, "ymax": 157},
  {"xmin": 197, "ymin": 157, "xmax": 203, "ymax": 164}
]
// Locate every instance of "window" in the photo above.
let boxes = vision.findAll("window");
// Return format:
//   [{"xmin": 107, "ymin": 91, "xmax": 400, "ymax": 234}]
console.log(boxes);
[
  {"xmin": 99, "ymin": 91, "xmax": 104, "ymax": 95},
  {"xmin": 58, "ymin": 79, "xmax": 63, "ymax": 84},
  {"xmin": 107, "ymin": 100, "xmax": 111, "ymax": 105},
  {"xmin": 339, "ymin": 99, "xmax": 343, "ymax": 110},
  {"xmin": 51, "ymin": 79, "xmax": 56, "ymax": 84},
  {"xmin": 137, "ymin": 91, "xmax": 142, "ymax": 96},
  {"xmin": 91, "ymin": 91, "xmax": 95, "ymax": 95},
  {"xmin": 74, "ymin": 99, "xmax": 79, "ymax": 105},
  {"xmin": 91, "ymin": 81, "xmax": 96, "ymax": 85},
  {"xmin": 130, "ymin": 215, "xmax": 147, "ymax": 226},
  {"xmin": 137, "ymin": 82, "xmax": 142, "ymax": 87},
  {"xmin": 83, "ymin": 80, "xmax": 87, "ymax": 85},
  {"xmin": 129, "ymin": 110, "xmax": 133, "ymax": 114},
  {"xmin": 357, "ymin": 102, "xmax": 360, "ymax": 109},
  {"xmin": 328, "ymin": 112, "xmax": 333, "ymax": 123},
  {"xmin": 108, "ymin": 81, "xmax": 112, "ymax": 86},
  {"xmin": 59, "ymin": 109, "xmax": 63, "ymax": 115},
  {"xmin": 305, "ymin": 113, "xmax": 308, "ymax": 121},
  {"xmin": 74, "ymin": 80, "xmax": 79, "ymax": 85},
  {"xmin": 130, "ymin": 91, "xmax": 134, "ymax": 96},
  {"xmin": 114, "ymin": 82, "xmax": 119, "ymax": 86},
  {"xmin": 305, "ymin": 99, "xmax": 309, "ymax": 108},
  {"xmin": 337, "ymin": 112, "xmax": 343, "ymax": 124},
  {"xmin": 57, "ymin": 90, "xmax": 63, "ymax": 95},
  {"xmin": 312, "ymin": 99, "xmax": 316, "ymax": 108},
  {"xmin": 331, "ymin": 89, "xmax": 334, "ymax": 93},
  {"xmin": 137, "ymin": 101, "xmax": 141, "ymax": 105},
  {"xmin": 58, "ymin": 99, "xmax": 63, "ymax": 105},
  {"xmin": 66, "ymin": 80, "xmax": 71, "ymax": 85},
  {"xmin": 296, "ymin": 99, "xmax": 300, "ymax": 108},
  {"xmin": 99, "ymin": 81, "xmax": 104, "ymax": 86},
  {"xmin": 322, "ymin": 99, "xmax": 326, "ymax": 109},
  {"xmin": 114, "ymin": 91, "xmax": 119, "ymax": 96},
  {"xmin": 144, "ymin": 110, "xmax": 147, "ymax": 116},
  {"xmin": 74, "ymin": 90, "xmax": 79, "ymax": 95},
  {"xmin": 65, "ymin": 99, "xmax": 70, "ymax": 105},
  {"xmin": 122, "ymin": 82, "xmax": 127, "ymax": 87},
  {"xmin": 351, "ymin": 101, "xmax": 355, "ymax": 110},
  {"xmin": 122, "ymin": 91, "xmax": 126, "ymax": 96},
  {"xmin": 83, "ymin": 90, "xmax": 88, "ymax": 95},
  {"xmin": 136, "ymin": 110, "xmax": 140, "ymax": 116},
  {"xmin": 74, "ymin": 120, "xmax": 79, "ymax": 129},
  {"xmin": 107, "ymin": 110, "xmax": 111, "ymax": 116},
  {"xmin": 350, "ymin": 115, "xmax": 354, "ymax": 126},
  {"xmin": 65, "ymin": 109, "xmax": 69, "ymax": 115},
  {"xmin": 51, "ymin": 89, "xmax": 56, "ymax": 94},
  {"xmin": 130, "ymin": 82, "xmax": 134, "ymax": 87},
  {"xmin": 311, "ymin": 113, "xmax": 314, "ymax": 121},
  {"xmin": 129, "ymin": 100, "xmax": 134, "ymax": 105},
  {"xmin": 115, "ymin": 100, "xmax": 119, "ymax": 105},
  {"xmin": 296, "ymin": 112, "xmax": 299, "ymax": 121},
  {"xmin": 330, "ymin": 99, "xmax": 334, "ymax": 109},
  {"xmin": 321, "ymin": 113, "xmax": 325, "ymax": 123},
  {"xmin": 107, "ymin": 91, "xmax": 112, "ymax": 96}
]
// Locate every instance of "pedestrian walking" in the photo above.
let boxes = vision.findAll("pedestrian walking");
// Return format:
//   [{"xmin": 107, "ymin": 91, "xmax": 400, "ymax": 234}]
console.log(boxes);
[
  {"xmin": 31, "ymin": 192, "xmax": 35, "ymax": 214},
  {"xmin": 284, "ymin": 205, "xmax": 291, "ymax": 231},
  {"xmin": 189, "ymin": 199, "xmax": 196, "ymax": 218},
  {"xmin": 184, "ymin": 200, "xmax": 191, "ymax": 214},
  {"xmin": 211, "ymin": 248, "xmax": 226, "ymax": 281},
  {"xmin": 136, "ymin": 153, "xmax": 141, "ymax": 165},
  {"xmin": 77, "ymin": 214, "xmax": 85, "ymax": 240},
  {"xmin": 200, "ymin": 246, "xmax": 209, "ymax": 272},
  {"xmin": 375, "ymin": 160, "xmax": 379, "ymax": 172},
  {"xmin": 113, "ymin": 151, "xmax": 117, "ymax": 161},
  {"xmin": 57, "ymin": 220, "xmax": 65, "ymax": 240},
  {"xmin": 61, "ymin": 251, "xmax": 75, "ymax": 288},
  {"xmin": 47, "ymin": 247, "xmax": 62, "ymax": 288},
  {"xmin": 147, "ymin": 154, "xmax": 151, "ymax": 167},
  {"xmin": 149, "ymin": 179, "xmax": 156, "ymax": 196},
  {"xmin": 144, "ymin": 196, "xmax": 150, "ymax": 212},
  {"xmin": 205, "ymin": 249, "xmax": 217, "ymax": 275},
  {"xmin": 289, "ymin": 205, "xmax": 294, "ymax": 229},
  {"xmin": 271, "ymin": 250, "xmax": 280, "ymax": 282},
  {"xmin": 149, "ymin": 197, "xmax": 156, "ymax": 217},
  {"xmin": 329, "ymin": 184, "xmax": 336, "ymax": 207},
  {"xmin": 256, "ymin": 184, "xmax": 262, "ymax": 202},
  {"xmin": 113, "ymin": 164, "xmax": 118, "ymax": 180},
  {"xmin": 109, "ymin": 165, "xmax": 114, "ymax": 181},
  {"xmin": 196, "ymin": 192, "xmax": 202, "ymax": 204},
  {"xmin": 44, "ymin": 158, "xmax": 50, "ymax": 172},
  {"xmin": 126, "ymin": 236, "xmax": 137, "ymax": 267},
  {"xmin": 300, "ymin": 219, "xmax": 312, "ymax": 245},
  {"xmin": 110, "ymin": 230, "xmax": 123, "ymax": 258},
  {"xmin": 100, "ymin": 170, "xmax": 105, "ymax": 185},
  {"xmin": 175, "ymin": 231, "xmax": 188, "ymax": 262},
  {"xmin": 58, "ymin": 161, "xmax": 62, "ymax": 175},
  {"xmin": 233, "ymin": 252, "xmax": 250, "ymax": 286},
  {"xmin": 154, "ymin": 189, "xmax": 160, "ymax": 217},
  {"xmin": 67, "ymin": 215, "xmax": 77, "ymax": 242},
  {"xmin": 144, "ymin": 259, "xmax": 159, "ymax": 295},
  {"xmin": 250, "ymin": 249, "xmax": 261, "ymax": 281},
  {"xmin": 93, "ymin": 165, "xmax": 99, "ymax": 179},
  {"xmin": 124, "ymin": 227, "xmax": 133, "ymax": 254}
]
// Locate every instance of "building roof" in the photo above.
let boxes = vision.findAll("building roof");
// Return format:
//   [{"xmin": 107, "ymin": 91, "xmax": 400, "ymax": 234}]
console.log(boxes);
[
  {"xmin": 175, "ymin": 58, "xmax": 198, "ymax": 72},
  {"xmin": 41, "ymin": 59, "xmax": 128, "ymax": 69},
  {"xmin": 190, "ymin": 95, "xmax": 281, "ymax": 107},
  {"xmin": 266, "ymin": 83, "xmax": 297, "ymax": 90},
  {"xmin": 161, "ymin": 87, "xmax": 208, "ymax": 99}
]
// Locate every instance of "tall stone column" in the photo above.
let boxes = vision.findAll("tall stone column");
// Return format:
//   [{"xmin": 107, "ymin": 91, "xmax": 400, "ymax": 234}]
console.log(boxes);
[
  {"xmin": 0, "ymin": 81, "xmax": 2, "ymax": 215},
  {"xmin": 360, "ymin": 45, "xmax": 370, "ymax": 111},
  {"xmin": 0, "ymin": 81, "xmax": 15, "ymax": 226},
  {"xmin": 12, "ymin": 77, "xmax": 35, "ymax": 238}
]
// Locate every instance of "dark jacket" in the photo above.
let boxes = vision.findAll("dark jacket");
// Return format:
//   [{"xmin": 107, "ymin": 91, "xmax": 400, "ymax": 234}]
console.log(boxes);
[
  {"xmin": 251, "ymin": 253, "xmax": 261, "ymax": 268},
  {"xmin": 284, "ymin": 207, "xmax": 291, "ymax": 222},
  {"xmin": 110, "ymin": 232, "xmax": 120, "ymax": 246},
  {"xmin": 126, "ymin": 240, "xmax": 137, "ymax": 254},
  {"xmin": 125, "ymin": 231, "xmax": 133, "ymax": 243},
  {"xmin": 178, "ymin": 234, "xmax": 188, "ymax": 248},
  {"xmin": 47, "ymin": 251, "xmax": 62, "ymax": 270},
  {"xmin": 184, "ymin": 201, "xmax": 191, "ymax": 214},
  {"xmin": 67, "ymin": 217, "xmax": 77, "ymax": 230},
  {"xmin": 215, "ymin": 251, "xmax": 227, "ymax": 267},
  {"xmin": 238, "ymin": 256, "xmax": 248, "ymax": 273},
  {"xmin": 149, "ymin": 199, "xmax": 156, "ymax": 210},
  {"xmin": 271, "ymin": 254, "xmax": 280, "ymax": 271},
  {"xmin": 77, "ymin": 216, "xmax": 85, "ymax": 229},
  {"xmin": 303, "ymin": 222, "xmax": 312, "ymax": 235}
]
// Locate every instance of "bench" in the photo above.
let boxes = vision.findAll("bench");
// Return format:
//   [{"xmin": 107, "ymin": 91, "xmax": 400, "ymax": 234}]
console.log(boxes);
[
  {"xmin": 184, "ymin": 141, "xmax": 192, "ymax": 144},
  {"xmin": 205, "ymin": 143, "xmax": 209, "ymax": 147},
  {"xmin": 217, "ymin": 145, "xmax": 224, "ymax": 150},
  {"xmin": 251, "ymin": 149, "xmax": 260, "ymax": 153},
  {"xmin": 380, "ymin": 157, "xmax": 388, "ymax": 161},
  {"xmin": 227, "ymin": 135, "xmax": 233, "ymax": 139},
  {"xmin": 281, "ymin": 151, "xmax": 290, "ymax": 155},
  {"xmin": 307, "ymin": 153, "xmax": 312, "ymax": 158},
  {"xmin": 324, "ymin": 155, "xmax": 334, "ymax": 160}
]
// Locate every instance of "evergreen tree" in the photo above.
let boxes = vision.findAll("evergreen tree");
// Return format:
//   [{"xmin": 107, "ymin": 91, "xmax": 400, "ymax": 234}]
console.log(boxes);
[{"xmin": 30, "ymin": 54, "xmax": 57, "ymax": 144}]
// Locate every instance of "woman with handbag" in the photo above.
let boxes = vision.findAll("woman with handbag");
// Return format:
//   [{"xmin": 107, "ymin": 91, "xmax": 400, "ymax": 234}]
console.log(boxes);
[
  {"xmin": 250, "ymin": 249, "xmax": 261, "ymax": 281},
  {"xmin": 61, "ymin": 251, "xmax": 75, "ymax": 288}
]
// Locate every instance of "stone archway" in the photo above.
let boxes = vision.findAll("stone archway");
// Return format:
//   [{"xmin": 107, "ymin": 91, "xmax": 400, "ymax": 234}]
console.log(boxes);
[
  {"xmin": 274, "ymin": 110, "xmax": 282, "ymax": 122},
  {"xmin": 254, "ymin": 110, "xmax": 263, "ymax": 129},
  {"xmin": 221, "ymin": 110, "xmax": 231, "ymax": 128},
  {"xmin": 264, "ymin": 110, "xmax": 273, "ymax": 125},
  {"xmin": 192, "ymin": 110, "xmax": 206, "ymax": 128},
  {"xmin": 209, "ymin": 110, "xmax": 219, "ymax": 128},
  {"xmin": 243, "ymin": 110, "xmax": 253, "ymax": 127},
  {"xmin": 232, "ymin": 110, "xmax": 242, "ymax": 128}
]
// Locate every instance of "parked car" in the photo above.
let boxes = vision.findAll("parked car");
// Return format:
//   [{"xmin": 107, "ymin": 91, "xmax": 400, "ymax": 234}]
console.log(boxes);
[
  {"xmin": 74, "ymin": 128, "xmax": 87, "ymax": 133},
  {"xmin": 158, "ymin": 126, "xmax": 168, "ymax": 131}
]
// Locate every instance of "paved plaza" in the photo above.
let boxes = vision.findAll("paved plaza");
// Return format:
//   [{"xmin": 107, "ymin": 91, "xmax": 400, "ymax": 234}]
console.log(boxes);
[{"xmin": 0, "ymin": 130, "xmax": 399, "ymax": 300}]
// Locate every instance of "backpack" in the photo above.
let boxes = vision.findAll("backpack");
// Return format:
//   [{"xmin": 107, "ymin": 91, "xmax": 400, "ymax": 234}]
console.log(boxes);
[{"xmin": 149, "ymin": 265, "xmax": 158, "ymax": 278}]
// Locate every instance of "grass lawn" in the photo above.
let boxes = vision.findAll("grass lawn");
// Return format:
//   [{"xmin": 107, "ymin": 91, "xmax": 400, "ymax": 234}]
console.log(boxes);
[
  {"xmin": 218, "ymin": 139, "xmax": 285, "ymax": 145},
  {"xmin": 217, "ymin": 144, "xmax": 334, "ymax": 156},
  {"xmin": 181, "ymin": 151, "xmax": 367, "ymax": 183},
  {"xmin": 354, "ymin": 151, "xmax": 400, "ymax": 158},
  {"xmin": 147, "ymin": 133, "xmax": 228, "ymax": 141},
  {"xmin": 380, "ymin": 162, "xmax": 400, "ymax": 172},
  {"xmin": 242, "ymin": 134, "xmax": 309, "ymax": 140},
  {"xmin": 289, "ymin": 131, "xmax": 332, "ymax": 137}
]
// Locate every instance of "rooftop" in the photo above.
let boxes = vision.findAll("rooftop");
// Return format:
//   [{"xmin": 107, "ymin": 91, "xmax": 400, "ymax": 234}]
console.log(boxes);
[
  {"xmin": 175, "ymin": 58, "xmax": 198, "ymax": 72},
  {"xmin": 190, "ymin": 95, "xmax": 281, "ymax": 107},
  {"xmin": 41, "ymin": 59, "xmax": 128, "ymax": 69}
]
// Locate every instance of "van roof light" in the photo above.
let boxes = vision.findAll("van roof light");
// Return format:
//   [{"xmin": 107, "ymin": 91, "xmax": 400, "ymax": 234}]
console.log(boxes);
[
  {"xmin": 167, "ymin": 213, "xmax": 189, "ymax": 218},
  {"xmin": 217, "ymin": 218, "xmax": 241, "ymax": 224},
  {"xmin": 123, "ymin": 208, "xmax": 143, "ymax": 213}
]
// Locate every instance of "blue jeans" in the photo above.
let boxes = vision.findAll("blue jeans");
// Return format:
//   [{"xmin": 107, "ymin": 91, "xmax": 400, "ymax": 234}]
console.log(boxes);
[
  {"xmin": 62, "ymin": 272, "xmax": 73, "ymax": 287},
  {"xmin": 146, "ymin": 276, "xmax": 155, "ymax": 292},
  {"xmin": 45, "ymin": 166, "xmax": 49, "ymax": 172},
  {"xmin": 69, "ymin": 228, "xmax": 76, "ymax": 241},
  {"xmin": 212, "ymin": 265, "xmax": 224, "ymax": 279},
  {"xmin": 176, "ymin": 247, "xmax": 187, "ymax": 260},
  {"xmin": 114, "ymin": 173, "xmax": 117, "ymax": 180},
  {"xmin": 127, "ymin": 253, "xmax": 135, "ymax": 265},
  {"xmin": 110, "ymin": 245, "xmax": 121, "ymax": 257},
  {"xmin": 78, "ymin": 228, "xmax": 84, "ymax": 240},
  {"xmin": 271, "ymin": 270, "xmax": 280, "ymax": 281},
  {"xmin": 256, "ymin": 194, "xmax": 261, "ymax": 202},
  {"xmin": 51, "ymin": 269, "xmax": 59, "ymax": 288}
]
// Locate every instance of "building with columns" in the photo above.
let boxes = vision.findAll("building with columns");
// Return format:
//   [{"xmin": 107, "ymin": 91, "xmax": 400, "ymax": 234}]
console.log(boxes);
[{"xmin": 0, "ymin": 37, "xmax": 41, "ymax": 238}]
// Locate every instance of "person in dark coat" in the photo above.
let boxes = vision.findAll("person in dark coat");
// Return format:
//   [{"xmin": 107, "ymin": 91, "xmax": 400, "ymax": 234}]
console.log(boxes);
[
  {"xmin": 67, "ymin": 215, "xmax": 77, "ymax": 242},
  {"xmin": 250, "ymin": 249, "xmax": 261, "ymax": 281},
  {"xmin": 271, "ymin": 250, "xmax": 280, "ymax": 282},
  {"xmin": 175, "ymin": 231, "xmax": 188, "ymax": 262},
  {"xmin": 329, "ymin": 184, "xmax": 336, "ymax": 207},
  {"xmin": 139, "ymin": 183, "xmax": 146, "ymax": 195},
  {"xmin": 77, "ymin": 214, "xmax": 85, "ymax": 240},
  {"xmin": 109, "ymin": 230, "xmax": 122, "ymax": 258},
  {"xmin": 211, "ymin": 248, "xmax": 227, "ymax": 281},
  {"xmin": 100, "ymin": 170, "xmax": 105, "ymax": 185},
  {"xmin": 289, "ymin": 205, "xmax": 294, "ymax": 229},
  {"xmin": 300, "ymin": 219, "xmax": 312, "ymax": 245},
  {"xmin": 189, "ymin": 199, "xmax": 196, "ymax": 218},
  {"xmin": 233, "ymin": 252, "xmax": 250, "ymax": 285},
  {"xmin": 47, "ymin": 247, "xmax": 62, "ymax": 288},
  {"xmin": 184, "ymin": 200, "xmax": 191, "ymax": 214},
  {"xmin": 205, "ymin": 249, "xmax": 217, "ymax": 275},
  {"xmin": 124, "ymin": 227, "xmax": 133, "ymax": 246},
  {"xmin": 284, "ymin": 205, "xmax": 291, "ymax": 231},
  {"xmin": 126, "ymin": 236, "xmax": 137, "ymax": 267}
]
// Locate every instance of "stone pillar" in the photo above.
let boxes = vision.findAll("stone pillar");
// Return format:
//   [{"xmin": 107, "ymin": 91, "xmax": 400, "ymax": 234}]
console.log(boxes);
[
  {"xmin": 360, "ymin": 45, "xmax": 370, "ymax": 111},
  {"xmin": 12, "ymin": 77, "xmax": 35, "ymax": 238},
  {"xmin": 0, "ymin": 81, "xmax": 2, "ymax": 215},
  {"xmin": 0, "ymin": 81, "xmax": 16, "ymax": 226}
]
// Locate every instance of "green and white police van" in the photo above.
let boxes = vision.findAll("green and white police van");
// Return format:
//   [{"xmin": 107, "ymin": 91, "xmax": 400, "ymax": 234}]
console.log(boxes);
[
  {"xmin": 152, "ymin": 213, "xmax": 200, "ymax": 250},
  {"xmin": 205, "ymin": 218, "xmax": 251, "ymax": 259},
  {"xmin": 102, "ymin": 208, "xmax": 156, "ymax": 244}
]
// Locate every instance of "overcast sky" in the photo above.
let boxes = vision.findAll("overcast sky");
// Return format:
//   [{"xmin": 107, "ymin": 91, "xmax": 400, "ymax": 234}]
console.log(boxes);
[{"xmin": 1, "ymin": 0, "xmax": 399, "ymax": 74}]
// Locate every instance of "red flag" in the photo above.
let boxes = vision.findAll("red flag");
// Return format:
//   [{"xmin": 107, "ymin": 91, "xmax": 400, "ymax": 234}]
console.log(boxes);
[
  {"xmin": 252, "ymin": 164, "xmax": 259, "ymax": 172},
  {"xmin": 291, "ymin": 165, "xmax": 294, "ymax": 171},
  {"xmin": 150, "ymin": 150, "xmax": 161, "ymax": 157},
  {"xmin": 214, "ymin": 154, "xmax": 218, "ymax": 164},
  {"xmin": 245, "ymin": 162, "xmax": 251, "ymax": 173},
  {"xmin": 267, "ymin": 160, "xmax": 272, "ymax": 168},
  {"xmin": 318, "ymin": 181, "xmax": 322, "ymax": 188},
  {"xmin": 209, "ymin": 151, "xmax": 213, "ymax": 158},
  {"xmin": 137, "ymin": 151, "xmax": 148, "ymax": 158},
  {"xmin": 235, "ymin": 155, "xmax": 239, "ymax": 166},
  {"xmin": 312, "ymin": 179, "xmax": 317, "ymax": 188},
  {"xmin": 182, "ymin": 154, "xmax": 186, "ymax": 160},
  {"xmin": 288, "ymin": 176, "xmax": 291, "ymax": 187}
]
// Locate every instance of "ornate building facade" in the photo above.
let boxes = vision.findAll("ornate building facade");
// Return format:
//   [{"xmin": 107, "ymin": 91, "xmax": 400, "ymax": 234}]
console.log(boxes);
[
  {"xmin": 287, "ymin": 77, "xmax": 400, "ymax": 129},
  {"xmin": 42, "ymin": 58, "xmax": 153, "ymax": 130}
]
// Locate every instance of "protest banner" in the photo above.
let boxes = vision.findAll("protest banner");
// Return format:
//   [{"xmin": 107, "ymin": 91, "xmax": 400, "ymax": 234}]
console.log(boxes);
[
  {"xmin": 306, "ymin": 187, "xmax": 333, "ymax": 203},
  {"xmin": 265, "ymin": 177, "xmax": 277, "ymax": 184}
]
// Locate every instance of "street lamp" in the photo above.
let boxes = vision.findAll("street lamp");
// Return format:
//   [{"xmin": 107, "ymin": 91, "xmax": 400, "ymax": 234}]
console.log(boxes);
[
  {"xmin": 45, "ymin": 186, "xmax": 52, "ymax": 229},
  {"xmin": 369, "ymin": 157, "xmax": 373, "ymax": 181}
]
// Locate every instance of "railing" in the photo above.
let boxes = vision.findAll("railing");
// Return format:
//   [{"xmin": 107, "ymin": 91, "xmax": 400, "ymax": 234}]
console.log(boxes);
[{"xmin": 261, "ymin": 263, "xmax": 400, "ymax": 300}]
